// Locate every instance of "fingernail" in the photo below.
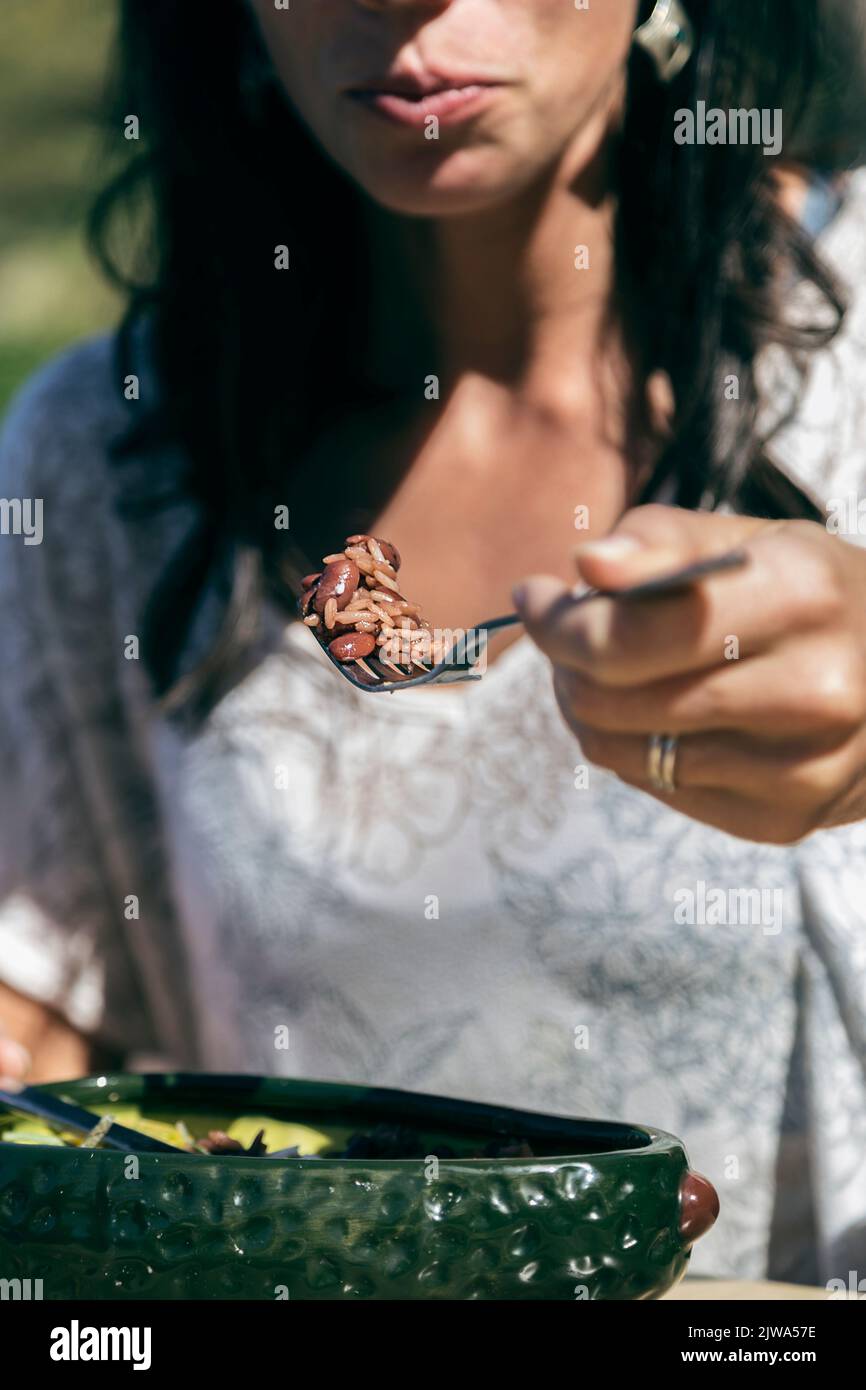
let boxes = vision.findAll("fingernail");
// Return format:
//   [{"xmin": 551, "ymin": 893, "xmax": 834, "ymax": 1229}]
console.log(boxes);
[
  {"xmin": 577, "ymin": 535, "xmax": 644, "ymax": 561},
  {"xmin": 512, "ymin": 583, "xmax": 528, "ymax": 609}
]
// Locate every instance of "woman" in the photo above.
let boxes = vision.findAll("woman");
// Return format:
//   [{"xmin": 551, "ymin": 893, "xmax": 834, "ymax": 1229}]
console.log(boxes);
[{"xmin": 1, "ymin": 0, "xmax": 865, "ymax": 1283}]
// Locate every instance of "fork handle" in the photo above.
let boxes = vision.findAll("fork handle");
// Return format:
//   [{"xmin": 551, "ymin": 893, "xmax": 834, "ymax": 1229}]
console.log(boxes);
[{"xmin": 473, "ymin": 546, "xmax": 749, "ymax": 633}]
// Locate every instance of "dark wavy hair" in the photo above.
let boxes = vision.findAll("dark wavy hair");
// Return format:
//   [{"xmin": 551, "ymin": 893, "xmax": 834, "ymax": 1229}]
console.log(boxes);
[{"xmin": 89, "ymin": 0, "xmax": 845, "ymax": 716}]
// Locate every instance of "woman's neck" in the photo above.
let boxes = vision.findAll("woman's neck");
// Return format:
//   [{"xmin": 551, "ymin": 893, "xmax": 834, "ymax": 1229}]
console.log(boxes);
[{"xmin": 365, "ymin": 87, "xmax": 630, "ymax": 429}]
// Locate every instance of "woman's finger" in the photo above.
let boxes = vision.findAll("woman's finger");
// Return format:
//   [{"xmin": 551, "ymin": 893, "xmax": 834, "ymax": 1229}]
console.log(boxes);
[
  {"xmin": 554, "ymin": 636, "xmax": 866, "ymax": 738},
  {"xmin": 610, "ymin": 781, "xmax": 822, "ymax": 846},
  {"xmin": 573, "ymin": 503, "xmax": 770, "ymax": 592},
  {"xmin": 0, "ymin": 1036, "xmax": 30, "ymax": 1090},
  {"xmin": 516, "ymin": 523, "xmax": 842, "ymax": 684},
  {"xmin": 569, "ymin": 720, "xmax": 857, "ymax": 806}
]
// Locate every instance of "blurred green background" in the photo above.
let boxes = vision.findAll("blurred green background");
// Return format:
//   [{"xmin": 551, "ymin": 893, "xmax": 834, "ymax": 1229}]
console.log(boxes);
[{"xmin": 0, "ymin": 0, "xmax": 119, "ymax": 415}]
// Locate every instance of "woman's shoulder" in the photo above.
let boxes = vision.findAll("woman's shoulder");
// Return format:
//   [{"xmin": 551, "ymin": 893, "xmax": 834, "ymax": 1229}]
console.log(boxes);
[
  {"xmin": 766, "ymin": 167, "xmax": 866, "ymax": 517},
  {"xmin": 0, "ymin": 336, "xmax": 132, "ymax": 714},
  {"xmin": 0, "ymin": 333, "xmax": 144, "ymax": 644},
  {"xmin": 0, "ymin": 331, "xmax": 127, "ymax": 510},
  {"xmin": 0, "ymin": 325, "xmax": 194, "ymax": 715},
  {"xmin": 815, "ymin": 166, "xmax": 866, "ymax": 279},
  {"xmin": 0, "ymin": 323, "xmax": 191, "ymax": 628}
]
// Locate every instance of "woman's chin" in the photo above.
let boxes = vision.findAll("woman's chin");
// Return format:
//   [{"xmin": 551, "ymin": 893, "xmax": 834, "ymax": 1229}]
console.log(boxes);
[{"xmin": 351, "ymin": 150, "xmax": 528, "ymax": 219}]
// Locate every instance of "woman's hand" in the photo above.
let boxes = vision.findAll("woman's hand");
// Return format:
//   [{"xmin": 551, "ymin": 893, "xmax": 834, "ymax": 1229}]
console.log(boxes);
[
  {"xmin": 0, "ymin": 982, "xmax": 95, "ymax": 1086},
  {"xmin": 513, "ymin": 505, "xmax": 866, "ymax": 844}
]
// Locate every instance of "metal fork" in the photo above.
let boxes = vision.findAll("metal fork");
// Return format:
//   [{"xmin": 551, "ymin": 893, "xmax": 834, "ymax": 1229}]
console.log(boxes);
[
  {"xmin": 0, "ymin": 1085, "xmax": 184, "ymax": 1153},
  {"xmin": 309, "ymin": 547, "xmax": 749, "ymax": 694}
]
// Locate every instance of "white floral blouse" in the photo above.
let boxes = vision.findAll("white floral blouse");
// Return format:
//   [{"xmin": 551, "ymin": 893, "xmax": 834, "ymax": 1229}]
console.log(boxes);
[{"xmin": 2, "ymin": 174, "xmax": 866, "ymax": 1285}]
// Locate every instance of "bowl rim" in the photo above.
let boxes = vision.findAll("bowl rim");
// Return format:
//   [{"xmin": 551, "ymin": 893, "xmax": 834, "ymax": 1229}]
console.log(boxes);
[{"xmin": 0, "ymin": 1072, "xmax": 689, "ymax": 1169}]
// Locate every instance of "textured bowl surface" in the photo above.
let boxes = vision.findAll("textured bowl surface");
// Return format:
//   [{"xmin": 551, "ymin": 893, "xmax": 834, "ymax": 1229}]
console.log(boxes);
[{"xmin": 0, "ymin": 1074, "xmax": 694, "ymax": 1300}]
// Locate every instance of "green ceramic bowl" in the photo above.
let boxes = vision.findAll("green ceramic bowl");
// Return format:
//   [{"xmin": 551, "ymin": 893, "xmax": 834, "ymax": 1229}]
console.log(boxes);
[{"xmin": 0, "ymin": 1073, "xmax": 718, "ymax": 1300}]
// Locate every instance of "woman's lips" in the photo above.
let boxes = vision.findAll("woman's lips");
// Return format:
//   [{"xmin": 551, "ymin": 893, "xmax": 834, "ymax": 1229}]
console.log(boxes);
[{"xmin": 347, "ymin": 83, "xmax": 502, "ymax": 129}]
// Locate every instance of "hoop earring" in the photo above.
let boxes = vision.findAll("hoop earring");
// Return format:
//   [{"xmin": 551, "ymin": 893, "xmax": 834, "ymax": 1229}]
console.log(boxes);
[{"xmin": 634, "ymin": 0, "xmax": 694, "ymax": 83}]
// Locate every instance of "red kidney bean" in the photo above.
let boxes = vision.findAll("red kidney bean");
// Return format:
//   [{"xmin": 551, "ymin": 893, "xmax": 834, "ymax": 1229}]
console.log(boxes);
[
  {"xmin": 300, "ymin": 572, "xmax": 322, "ymax": 589},
  {"xmin": 328, "ymin": 631, "xmax": 376, "ymax": 662},
  {"xmin": 313, "ymin": 557, "xmax": 360, "ymax": 615}
]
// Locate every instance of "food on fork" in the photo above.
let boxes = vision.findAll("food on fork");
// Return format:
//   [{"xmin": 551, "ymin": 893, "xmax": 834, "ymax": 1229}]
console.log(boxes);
[{"xmin": 299, "ymin": 534, "xmax": 450, "ymax": 682}]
